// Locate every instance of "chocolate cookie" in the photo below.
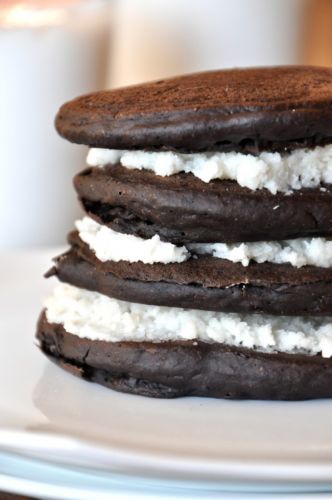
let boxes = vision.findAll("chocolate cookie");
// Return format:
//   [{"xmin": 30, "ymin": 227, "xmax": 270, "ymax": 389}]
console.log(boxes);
[
  {"xmin": 74, "ymin": 165, "xmax": 332, "ymax": 244},
  {"xmin": 37, "ymin": 312, "xmax": 332, "ymax": 400},
  {"xmin": 45, "ymin": 232, "xmax": 332, "ymax": 316},
  {"xmin": 35, "ymin": 66, "xmax": 332, "ymax": 401},
  {"xmin": 55, "ymin": 66, "xmax": 332, "ymax": 153}
]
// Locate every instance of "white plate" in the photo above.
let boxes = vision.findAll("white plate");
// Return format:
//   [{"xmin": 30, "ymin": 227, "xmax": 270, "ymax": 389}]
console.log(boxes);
[{"xmin": 2, "ymin": 249, "xmax": 332, "ymax": 495}]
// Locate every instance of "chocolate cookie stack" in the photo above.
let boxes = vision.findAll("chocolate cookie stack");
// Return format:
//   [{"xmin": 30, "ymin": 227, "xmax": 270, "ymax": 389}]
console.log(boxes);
[{"xmin": 37, "ymin": 66, "xmax": 332, "ymax": 400}]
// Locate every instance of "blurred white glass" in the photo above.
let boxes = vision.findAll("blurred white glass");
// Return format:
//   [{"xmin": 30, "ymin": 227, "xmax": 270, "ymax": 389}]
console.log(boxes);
[
  {"xmin": 110, "ymin": 0, "xmax": 306, "ymax": 87},
  {"xmin": 0, "ymin": 0, "xmax": 110, "ymax": 248}
]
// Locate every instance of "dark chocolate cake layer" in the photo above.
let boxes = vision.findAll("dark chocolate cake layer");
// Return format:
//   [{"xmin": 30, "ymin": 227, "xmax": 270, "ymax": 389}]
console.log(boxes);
[
  {"xmin": 37, "ymin": 312, "xmax": 332, "ymax": 400},
  {"xmin": 46, "ymin": 232, "xmax": 332, "ymax": 316},
  {"xmin": 75, "ymin": 165, "xmax": 332, "ymax": 244},
  {"xmin": 55, "ymin": 66, "xmax": 332, "ymax": 153}
]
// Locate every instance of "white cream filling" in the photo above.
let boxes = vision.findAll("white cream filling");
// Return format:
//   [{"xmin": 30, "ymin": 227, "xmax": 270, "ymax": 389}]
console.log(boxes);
[
  {"xmin": 76, "ymin": 217, "xmax": 332, "ymax": 268},
  {"xmin": 45, "ymin": 284, "xmax": 332, "ymax": 358},
  {"xmin": 75, "ymin": 217, "xmax": 188, "ymax": 264},
  {"xmin": 86, "ymin": 145, "xmax": 332, "ymax": 194},
  {"xmin": 189, "ymin": 239, "xmax": 332, "ymax": 268}
]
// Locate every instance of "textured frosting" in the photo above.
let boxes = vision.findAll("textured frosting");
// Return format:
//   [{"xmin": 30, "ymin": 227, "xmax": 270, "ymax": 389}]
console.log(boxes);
[
  {"xmin": 76, "ymin": 216, "xmax": 332, "ymax": 268},
  {"xmin": 55, "ymin": 66, "xmax": 332, "ymax": 153},
  {"xmin": 87, "ymin": 145, "xmax": 332, "ymax": 194},
  {"xmin": 75, "ymin": 217, "xmax": 188, "ymax": 264},
  {"xmin": 45, "ymin": 284, "xmax": 332, "ymax": 357},
  {"xmin": 189, "ymin": 239, "xmax": 332, "ymax": 268}
]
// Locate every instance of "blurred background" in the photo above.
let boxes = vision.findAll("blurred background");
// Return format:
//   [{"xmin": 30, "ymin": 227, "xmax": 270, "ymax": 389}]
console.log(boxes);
[{"xmin": 1, "ymin": 0, "xmax": 331, "ymax": 249}]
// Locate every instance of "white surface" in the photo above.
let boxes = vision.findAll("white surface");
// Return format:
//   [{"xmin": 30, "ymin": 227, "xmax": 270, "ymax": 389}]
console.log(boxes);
[
  {"xmin": 76, "ymin": 216, "xmax": 189, "ymax": 264},
  {"xmin": 45, "ymin": 282, "xmax": 332, "ymax": 357},
  {"xmin": 2, "ymin": 249, "xmax": 332, "ymax": 496},
  {"xmin": 87, "ymin": 144, "xmax": 332, "ymax": 194},
  {"xmin": 77, "ymin": 216, "xmax": 332, "ymax": 268},
  {"xmin": 3, "ymin": 454, "xmax": 332, "ymax": 500},
  {"xmin": 0, "ymin": 0, "xmax": 109, "ymax": 248}
]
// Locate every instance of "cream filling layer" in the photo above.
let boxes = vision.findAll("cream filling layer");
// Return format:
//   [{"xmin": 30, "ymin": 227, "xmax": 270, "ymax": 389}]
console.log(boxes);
[
  {"xmin": 75, "ymin": 217, "xmax": 189, "ymax": 264},
  {"xmin": 45, "ymin": 284, "xmax": 332, "ymax": 358},
  {"xmin": 76, "ymin": 217, "xmax": 332, "ymax": 268},
  {"xmin": 86, "ymin": 145, "xmax": 332, "ymax": 194}
]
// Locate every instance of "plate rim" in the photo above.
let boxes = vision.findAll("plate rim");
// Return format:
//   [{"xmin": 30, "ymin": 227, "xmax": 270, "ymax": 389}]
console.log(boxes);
[{"xmin": 2, "ymin": 428, "xmax": 332, "ymax": 485}]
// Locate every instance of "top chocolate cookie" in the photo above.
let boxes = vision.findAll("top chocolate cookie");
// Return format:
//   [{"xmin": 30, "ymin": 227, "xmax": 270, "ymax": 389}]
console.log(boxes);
[{"xmin": 55, "ymin": 66, "xmax": 332, "ymax": 153}]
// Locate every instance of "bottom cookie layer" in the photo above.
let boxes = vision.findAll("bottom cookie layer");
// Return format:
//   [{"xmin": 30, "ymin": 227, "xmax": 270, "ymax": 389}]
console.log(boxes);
[{"xmin": 36, "ymin": 312, "xmax": 332, "ymax": 400}]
